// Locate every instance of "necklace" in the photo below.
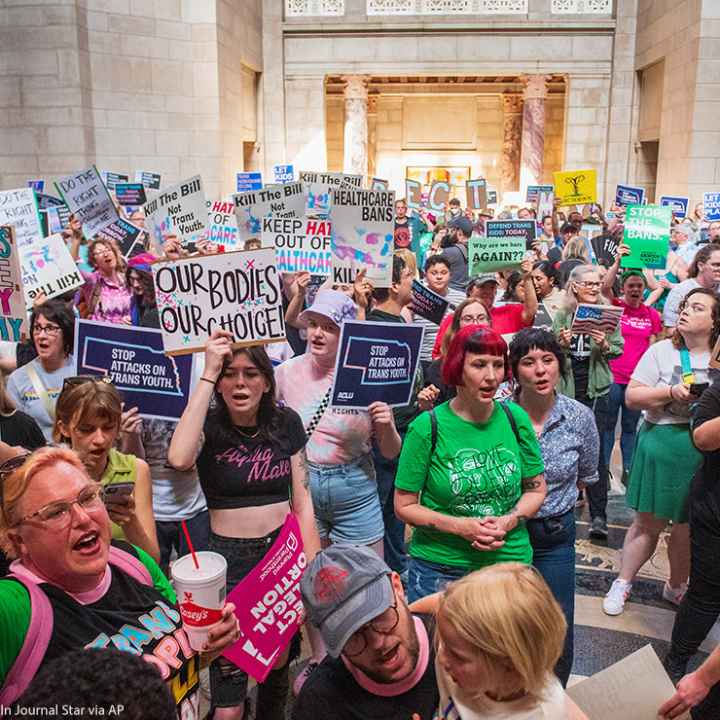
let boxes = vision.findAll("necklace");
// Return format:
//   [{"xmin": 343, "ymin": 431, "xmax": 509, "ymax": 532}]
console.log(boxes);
[{"xmin": 234, "ymin": 426, "xmax": 260, "ymax": 439}]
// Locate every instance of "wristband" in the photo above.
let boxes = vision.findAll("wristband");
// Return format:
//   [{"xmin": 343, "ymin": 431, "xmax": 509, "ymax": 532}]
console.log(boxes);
[
  {"xmin": 668, "ymin": 385, "xmax": 674, "ymax": 400},
  {"xmin": 200, "ymin": 376, "xmax": 216, "ymax": 385}
]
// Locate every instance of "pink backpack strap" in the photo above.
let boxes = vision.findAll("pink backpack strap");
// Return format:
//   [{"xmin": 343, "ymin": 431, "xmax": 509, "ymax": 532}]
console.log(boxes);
[
  {"xmin": 108, "ymin": 545, "xmax": 152, "ymax": 587},
  {"xmin": 0, "ymin": 576, "xmax": 53, "ymax": 705}
]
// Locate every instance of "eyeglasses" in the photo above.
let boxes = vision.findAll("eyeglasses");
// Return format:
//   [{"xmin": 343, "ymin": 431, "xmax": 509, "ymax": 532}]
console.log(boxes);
[
  {"xmin": 12, "ymin": 482, "xmax": 105, "ymax": 529},
  {"xmin": 460, "ymin": 314, "xmax": 488, "ymax": 324},
  {"xmin": 343, "ymin": 601, "xmax": 400, "ymax": 657},
  {"xmin": 32, "ymin": 323, "xmax": 61, "ymax": 337},
  {"xmin": 577, "ymin": 281, "xmax": 602, "ymax": 288},
  {"xmin": 62, "ymin": 375, "xmax": 112, "ymax": 392}
]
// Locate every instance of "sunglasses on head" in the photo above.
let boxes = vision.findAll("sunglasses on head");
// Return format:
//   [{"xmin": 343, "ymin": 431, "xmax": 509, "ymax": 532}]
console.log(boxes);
[{"xmin": 61, "ymin": 375, "xmax": 113, "ymax": 393}]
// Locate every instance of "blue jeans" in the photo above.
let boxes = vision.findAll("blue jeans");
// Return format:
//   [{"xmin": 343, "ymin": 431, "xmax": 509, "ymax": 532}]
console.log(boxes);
[
  {"xmin": 373, "ymin": 440, "xmax": 407, "ymax": 575},
  {"xmin": 527, "ymin": 510, "xmax": 576, "ymax": 687},
  {"xmin": 407, "ymin": 556, "xmax": 468, "ymax": 603},
  {"xmin": 602, "ymin": 383, "xmax": 641, "ymax": 472}
]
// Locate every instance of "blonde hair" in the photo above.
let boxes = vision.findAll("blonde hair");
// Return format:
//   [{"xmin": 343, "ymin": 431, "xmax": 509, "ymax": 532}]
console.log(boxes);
[
  {"xmin": 561, "ymin": 237, "xmax": 590, "ymax": 263},
  {"xmin": 88, "ymin": 238, "xmax": 126, "ymax": 274},
  {"xmin": 53, "ymin": 380, "xmax": 122, "ymax": 444},
  {"xmin": 438, "ymin": 563, "xmax": 566, "ymax": 704},
  {"xmin": 0, "ymin": 447, "xmax": 88, "ymax": 558},
  {"xmin": 394, "ymin": 248, "xmax": 418, "ymax": 278}
]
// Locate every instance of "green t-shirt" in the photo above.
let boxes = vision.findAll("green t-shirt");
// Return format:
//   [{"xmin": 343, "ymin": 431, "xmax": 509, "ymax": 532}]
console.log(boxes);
[{"xmin": 395, "ymin": 400, "xmax": 545, "ymax": 569}]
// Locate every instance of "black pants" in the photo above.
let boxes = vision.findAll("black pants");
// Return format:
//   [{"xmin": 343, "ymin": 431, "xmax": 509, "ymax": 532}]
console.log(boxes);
[
  {"xmin": 577, "ymin": 393, "xmax": 610, "ymax": 522},
  {"xmin": 668, "ymin": 489, "xmax": 720, "ymax": 718}
]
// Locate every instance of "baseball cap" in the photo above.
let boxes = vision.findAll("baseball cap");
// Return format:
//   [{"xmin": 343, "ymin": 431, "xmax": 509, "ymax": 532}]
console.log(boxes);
[
  {"xmin": 472, "ymin": 272, "xmax": 498, "ymax": 286},
  {"xmin": 448, "ymin": 216, "xmax": 474, "ymax": 238},
  {"xmin": 300, "ymin": 545, "xmax": 394, "ymax": 658},
  {"xmin": 297, "ymin": 288, "xmax": 357, "ymax": 328}
]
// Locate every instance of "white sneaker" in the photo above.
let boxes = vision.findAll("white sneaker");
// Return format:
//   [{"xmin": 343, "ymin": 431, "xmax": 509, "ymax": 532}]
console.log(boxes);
[
  {"xmin": 662, "ymin": 581, "xmax": 688, "ymax": 606},
  {"xmin": 603, "ymin": 579, "xmax": 632, "ymax": 616}
]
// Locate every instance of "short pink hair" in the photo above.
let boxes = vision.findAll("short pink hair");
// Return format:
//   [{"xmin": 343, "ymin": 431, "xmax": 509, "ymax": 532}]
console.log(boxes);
[{"xmin": 442, "ymin": 325, "xmax": 510, "ymax": 387}]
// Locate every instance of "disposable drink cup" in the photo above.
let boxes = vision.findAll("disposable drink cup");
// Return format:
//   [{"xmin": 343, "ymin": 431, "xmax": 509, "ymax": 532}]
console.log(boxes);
[{"xmin": 172, "ymin": 551, "xmax": 227, "ymax": 651}]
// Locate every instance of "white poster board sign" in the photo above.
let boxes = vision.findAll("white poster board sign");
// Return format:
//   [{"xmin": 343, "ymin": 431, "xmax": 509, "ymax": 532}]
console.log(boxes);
[
  {"xmin": 0, "ymin": 226, "xmax": 29, "ymax": 342},
  {"xmin": 55, "ymin": 166, "xmax": 118, "ymax": 237},
  {"xmin": 21, "ymin": 233, "xmax": 83, "ymax": 305},
  {"xmin": 0, "ymin": 188, "xmax": 44, "ymax": 249},
  {"xmin": 232, "ymin": 182, "xmax": 306, "ymax": 245},
  {"xmin": 299, "ymin": 171, "xmax": 363, "ymax": 218}
]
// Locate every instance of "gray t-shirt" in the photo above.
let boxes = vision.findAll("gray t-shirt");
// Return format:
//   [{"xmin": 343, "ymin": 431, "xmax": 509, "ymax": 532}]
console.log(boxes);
[{"xmin": 6, "ymin": 356, "xmax": 76, "ymax": 441}]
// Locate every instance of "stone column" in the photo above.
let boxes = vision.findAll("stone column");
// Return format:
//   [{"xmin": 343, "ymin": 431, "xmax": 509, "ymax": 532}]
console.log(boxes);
[
  {"xmin": 342, "ymin": 75, "xmax": 369, "ymax": 177},
  {"xmin": 367, "ymin": 95, "xmax": 378, "ymax": 180},
  {"xmin": 501, "ymin": 94, "xmax": 523, "ymax": 195},
  {"xmin": 520, "ymin": 74, "xmax": 550, "ymax": 192}
]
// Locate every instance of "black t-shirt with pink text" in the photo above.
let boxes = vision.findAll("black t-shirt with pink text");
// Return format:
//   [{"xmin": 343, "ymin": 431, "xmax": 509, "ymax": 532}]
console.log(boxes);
[{"xmin": 197, "ymin": 407, "xmax": 306, "ymax": 509}]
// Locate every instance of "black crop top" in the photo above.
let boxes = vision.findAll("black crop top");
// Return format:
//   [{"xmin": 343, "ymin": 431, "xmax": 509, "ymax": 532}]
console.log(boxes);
[{"xmin": 197, "ymin": 407, "xmax": 307, "ymax": 510}]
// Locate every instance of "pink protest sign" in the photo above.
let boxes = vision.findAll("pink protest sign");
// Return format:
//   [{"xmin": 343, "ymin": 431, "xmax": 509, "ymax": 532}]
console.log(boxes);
[{"xmin": 222, "ymin": 513, "xmax": 306, "ymax": 682}]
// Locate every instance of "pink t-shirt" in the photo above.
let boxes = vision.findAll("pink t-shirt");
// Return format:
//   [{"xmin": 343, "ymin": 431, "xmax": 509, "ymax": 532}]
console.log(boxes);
[
  {"xmin": 609, "ymin": 298, "xmax": 662, "ymax": 384},
  {"xmin": 490, "ymin": 303, "xmax": 531, "ymax": 335},
  {"xmin": 275, "ymin": 353, "xmax": 372, "ymax": 465}
]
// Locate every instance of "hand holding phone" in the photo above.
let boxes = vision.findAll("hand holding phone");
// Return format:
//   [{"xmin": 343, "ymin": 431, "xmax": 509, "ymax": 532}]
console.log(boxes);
[{"xmin": 103, "ymin": 482, "xmax": 135, "ymax": 506}]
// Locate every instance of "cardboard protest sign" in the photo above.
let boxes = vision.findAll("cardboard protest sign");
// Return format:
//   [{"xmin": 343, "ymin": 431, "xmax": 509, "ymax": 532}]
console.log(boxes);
[
  {"xmin": 553, "ymin": 169, "xmax": 597, "ymax": 206},
  {"xmin": 97, "ymin": 218, "xmax": 147, "ymax": 260},
  {"xmin": 704, "ymin": 191, "xmax": 720, "ymax": 221},
  {"xmin": 405, "ymin": 179, "xmax": 422, "ymax": 210},
  {"xmin": 75, "ymin": 320, "xmax": 193, "ymax": 420},
  {"xmin": 273, "ymin": 164, "xmax": 294, "ymax": 184},
  {"xmin": 0, "ymin": 226, "xmax": 28, "ymax": 342},
  {"xmin": 20, "ymin": 233, "xmax": 83, "ymax": 305},
  {"xmin": 526, "ymin": 184, "xmax": 553, "ymax": 204},
  {"xmin": 466, "ymin": 178, "xmax": 487, "ymax": 210},
  {"xmin": 0, "ymin": 187, "xmax": 43, "ymax": 248},
  {"xmin": 331, "ymin": 321, "xmax": 424, "ymax": 409},
  {"xmin": 236, "ymin": 172, "xmax": 263, "ymax": 193},
  {"xmin": 223, "ymin": 513, "xmax": 305, "ymax": 683},
  {"xmin": 101, "ymin": 171, "xmax": 128, "ymax": 192},
  {"xmin": 330, "ymin": 188, "xmax": 394, "ymax": 287},
  {"xmin": 591, "ymin": 233, "xmax": 619, "ymax": 266},
  {"xmin": 411, "ymin": 280, "xmax": 450, "ymax": 325},
  {"xmin": 152, "ymin": 248, "xmax": 285, "ymax": 355},
  {"xmin": 261, "ymin": 217, "xmax": 332, "ymax": 275},
  {"xmin": 469, "ymin": 233, "xmax": 526, "ymax": 274},
  {"xmin": 143, "ymin": 175, "xmax": 207, "ymax": 250},
  {"xmin": 300, "ymin": 172, "xmax": 362, "ymax": 219},
  {"xmin": 622, "ymin": 204, "xmax": 672, "ymax": 270},
  {"xmin": 571, "ymin": 304, "xmax": 623, "ymax": 335},
  {"xmin": 27, "ymin": 180, "xmax": 44, "ymax": 193},
  {"xmin": 208, "ymin": 200, "xmax": 239, "ymax": 249},
  {"xmin": 659, "ymin": 195, "xmax": 689, "ymax": 218},
  {"xmin": 135, "ymin": 171, "xmax": 162, "ymax": 190},
  {"xmin": 370, "ymin": 178, "xmax": 389, "ymax": 192},
  {"xmin": 427, "ymin": 181, "xmax": 450, "ymax": 212},
  {"xmin": 233, "ymin": 182, "xmax": 306, "ymax": 245},
  {"xmin": 55, "ymin": 166, "xmax": 118, "ymax": 237},
  {"xmin": 615, "ymin": 184, "xmax": 645, "ymax": 206},
  {"xmin": 115, "ymin": 183, "xmax": 147, "ymax": 207}
]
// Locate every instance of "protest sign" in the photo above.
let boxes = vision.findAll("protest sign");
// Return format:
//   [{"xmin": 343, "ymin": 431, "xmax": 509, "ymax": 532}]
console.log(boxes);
[
  {"xmin": 659, "ymin": 195, "xmax": 689, "ymax": 218},
  {"xmin": 135, "ymin": 171, "xmax": 162, "ymax": 190},
  {"xmin": 427, "ymin": 181, "xmax": 450, "ymax": 212},
  {"xmin": 43, "ymin": 208, "xmax": 65, "ymax": 236},
  {"xmin": 208, "ymin": 200, "xmax": 239, "ymax": 249},
  {"xmin": 526, "ymin": 184, "xmax": 553, "ymax": 204},
  {"xmin": 0, "ymin": 187, "xmax": 43, "ymax": 249},
  {"xmin": 330, "ymin": 188, "xmax": 394, "ymax": 287},
  {"xmin": 411, "ymin": 280, "xmax": 449, "ymax": 325},
  {"xmin": 115, "ymin": 183, "xmax": 147, "ymax": 207},
  {"xmin": 101, "ymin": 171, "xmax": 128, "ymax": 192},
  {"xmin": 330, "ymin": 321, "xmax": 424, "ymax": 409},
  {"xmin": 532, "ymin": 302, "xmax": 554, "ymax": 330},
  {"xmin": 553, "ymin": 169, "xmax": 597, "ymax": 206},
  {"xmin": 75, "ymin": 320, "xmax": 193, "ymax": 420},
  {"xmin": 143, "ymin": 175, "xmax": 208, "ymax": 250},
  {"xmin": 405, "ymin": 179, "xmax": 422, "ymax": 210},
  {"xmin": 273, "ymin": 164, "xmax": 294, "ymax": 184},
  {"xmin": 370, "ymin": 178, "xmax": 389, "ymax": 192},
  {"xmin": 615, "ymin": 184, "xmax": 645, "ymax": 207},
  {"xmin": 261, "ymin": 217, "xmax": 332, "ymax": 275},
  {"xmin": 568, "ymin": 645, "xmax": 676, "ymax": 720},
  {"xmin": 621, "ymin": 204, "xmax": 671, "ymax": 270},
  {"xmin": 236, "ymin": 172, "xmax": 263, "ymax": 193},
  {"xmin": 487, "ymin": 189, "xmax": 498, "ymax": 204},
  {"xmin": 36, "ymin": 193, "xmax": 71, "ymax": 237},
  {"xmin": 300, "ymin": 172, "xmax": 362, "ymax": 219},
  {"xmin": 223, "ymin": 513, "xmax": 305, "ymax": 683},
  {"xmin": 591, "ymin": 233, "xmax": 619, "ymax": 266},
  {"xmin": 704, "ymin": 191, "xmax": 720, "ymax": 221},
  {"xmin": 97, "ymin": 218, "xmax": 147, "ymax": 260},
  {"xmin": 27, "ymin": 180, "xmax": 44, "ymax": 193},
  {"xmin": 537, "ymin": 190, "xmax": 554, "ymax": 220},
  {"xmin": 488, "ymin": 219, "xmax": 536, "ymax": 249},
  {"xmin": 0, "ymin": 226, "xmax": 28, "ymax": 342},
  {"xmin": 56, "ymin": 166, "xmax": 118, "ymax": 237},
  {"xmin": 234, "ymin": 182, "xmax": 306, "ymax": 245},
  {"xmin": 571, "ymin": 303, "xmax": 623, "ymax": 335},
  {"xmin": 466, "ymin": 178, "xmax": 487, "ymax": 210},
  {"xmin": 469, "ymin": 234, "xmax": 526, "ymax": 274},
  {"xmin": 152, "ymin": 248, "xmax": 285, "ymax": 355},
  {"xmin": 21, "ymin": 233, "xmax": 83, "ymax": 305}
]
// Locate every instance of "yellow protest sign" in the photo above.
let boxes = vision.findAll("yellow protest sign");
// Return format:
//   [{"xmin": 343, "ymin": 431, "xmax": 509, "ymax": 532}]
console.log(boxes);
[{"xmin": 553, "ymin": 169, "xmax": 597, "ymax": 206}]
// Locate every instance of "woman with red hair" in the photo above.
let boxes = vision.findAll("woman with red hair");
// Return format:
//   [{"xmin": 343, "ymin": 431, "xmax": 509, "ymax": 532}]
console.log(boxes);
[{"xmin": 394, "ymin": 325, "xmax": 547, "ymax": 601}]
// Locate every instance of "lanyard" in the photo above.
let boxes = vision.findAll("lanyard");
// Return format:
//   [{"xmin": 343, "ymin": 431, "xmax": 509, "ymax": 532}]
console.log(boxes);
[{"xmin": 680, "ymin": 347, "xmax": 695, "ymax": 385}]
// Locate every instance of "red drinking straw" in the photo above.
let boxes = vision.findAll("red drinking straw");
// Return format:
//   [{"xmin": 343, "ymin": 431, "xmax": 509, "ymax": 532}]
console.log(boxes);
[{"xmin": 181, "ymin": 519, "xmax": 200, "ymax": 570}]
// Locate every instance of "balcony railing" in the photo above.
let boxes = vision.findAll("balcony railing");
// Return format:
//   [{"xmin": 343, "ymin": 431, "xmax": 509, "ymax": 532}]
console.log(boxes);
[
  {"xmin": 285, "ymin": 0, "xmax": 345, "ymax": 16},
  {"xmin": 551, "ymin": 0, "xmax": 611, "ymax": 12}
]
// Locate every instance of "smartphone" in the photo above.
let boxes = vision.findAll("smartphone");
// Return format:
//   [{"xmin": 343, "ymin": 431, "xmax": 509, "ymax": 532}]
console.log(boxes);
[
  {"xmin": 690, "ymin": 383, "xmax": 709, "ymax": 396},
  {"xmin": 103, "ymin": 482, "xmax": 135, "ymax": 505}
]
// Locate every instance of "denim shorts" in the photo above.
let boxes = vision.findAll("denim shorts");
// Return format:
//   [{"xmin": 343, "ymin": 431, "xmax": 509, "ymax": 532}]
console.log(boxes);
[
  {"xmin": 308, "ymin": 455, "xmax": 383, "ymax": 545},
  {"xmin": 406, "ymin": 556, "xmax": 468, "ymax": 603},
  {"xmin": 208, "ymin": 526, "xmax": 300, "ymax": 708}
]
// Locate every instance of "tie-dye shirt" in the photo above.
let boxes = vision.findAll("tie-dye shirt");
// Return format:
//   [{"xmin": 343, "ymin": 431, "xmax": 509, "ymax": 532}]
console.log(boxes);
[{"xmin": 81, "ymin": 270, "xmax": 132, "ymax": 325}]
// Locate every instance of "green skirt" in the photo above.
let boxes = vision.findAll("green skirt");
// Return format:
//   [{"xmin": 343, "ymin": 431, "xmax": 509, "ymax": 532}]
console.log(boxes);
[{"xmin": 625, "ymin": 421, "xmax": 701, "ymax": 523}]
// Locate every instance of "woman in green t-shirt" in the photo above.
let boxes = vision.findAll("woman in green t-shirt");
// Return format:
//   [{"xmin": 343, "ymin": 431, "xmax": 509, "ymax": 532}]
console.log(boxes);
[{"xmin": 395, "ymin": 325, "xmax": 546, "ymax": 602}]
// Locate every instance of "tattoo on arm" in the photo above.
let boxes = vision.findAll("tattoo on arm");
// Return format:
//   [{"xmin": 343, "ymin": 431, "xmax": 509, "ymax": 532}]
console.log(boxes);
[{"xmin": 298, "ymin": 448, "xmax": 310, "ymax": 490}]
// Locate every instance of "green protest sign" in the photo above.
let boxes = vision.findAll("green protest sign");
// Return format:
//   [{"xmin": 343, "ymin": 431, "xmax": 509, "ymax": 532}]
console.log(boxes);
[
  {"xmin": 469, "ymin": 235, "xmax": 525, "ymax": 274},
  {"xmin": 621, "ymin": 204, "xmax": 672, "ymax": 270}
]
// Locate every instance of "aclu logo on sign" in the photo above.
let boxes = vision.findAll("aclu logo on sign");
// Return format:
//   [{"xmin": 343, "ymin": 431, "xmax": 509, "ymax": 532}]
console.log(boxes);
[{"xmin": 337, "ymin": 392, "xmax": 355, "ymax": 400}]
